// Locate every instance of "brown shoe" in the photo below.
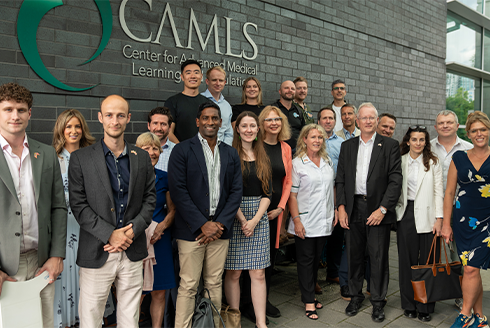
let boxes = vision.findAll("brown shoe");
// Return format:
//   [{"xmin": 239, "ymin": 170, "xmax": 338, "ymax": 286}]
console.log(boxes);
[
  {"xmin": 326, "ymin": 276, "xmax": 340, "ymax": 284},
  {"xmin": 315, "ymin": 283, "xmax": 322, "ymax": 294}
]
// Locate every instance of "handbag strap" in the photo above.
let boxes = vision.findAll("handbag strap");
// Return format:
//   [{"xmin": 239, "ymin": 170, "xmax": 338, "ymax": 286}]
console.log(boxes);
[
  {"xmin": 202, "ymin": 288, "xmax": 227, "ymax": 328},
  {"xmin": 425, "ymin": 235, "xmax": 452, "ymax": 276}
]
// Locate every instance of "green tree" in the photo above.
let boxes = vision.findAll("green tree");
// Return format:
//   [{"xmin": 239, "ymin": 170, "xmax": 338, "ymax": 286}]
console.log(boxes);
[{"xmin": 446, "ymin": 87, "xmax": 473, "ymax": 141}]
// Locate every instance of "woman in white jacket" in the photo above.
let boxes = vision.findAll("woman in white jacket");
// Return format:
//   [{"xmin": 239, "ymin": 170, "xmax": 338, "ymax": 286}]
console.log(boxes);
[{"xmin": 395, "ymin": 125, "xmax": 443, "ymax": 323}]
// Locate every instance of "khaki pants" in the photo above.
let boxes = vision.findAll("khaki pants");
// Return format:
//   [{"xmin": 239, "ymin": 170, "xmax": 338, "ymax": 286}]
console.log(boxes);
[
  {"xmin": 12, "ymin": 250, "xmax": 55, "ymax": 328},
  {"xmin": 79, "ymin": 252, "xmax": 143, "ymax": 328},
  {"xmin": 175, "ymin": 239, "xmax": 229, "ymax": 328}
]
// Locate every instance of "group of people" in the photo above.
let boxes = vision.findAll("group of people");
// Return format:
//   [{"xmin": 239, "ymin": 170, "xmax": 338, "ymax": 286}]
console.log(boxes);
[{"xmin": 0, "ymin": 57, "xmax": 488, "ymax": 328}]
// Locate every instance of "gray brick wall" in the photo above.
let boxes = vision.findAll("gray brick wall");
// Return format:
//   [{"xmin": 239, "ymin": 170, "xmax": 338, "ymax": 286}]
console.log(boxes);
[{"xmin": 0, "ymin": 0, "xmax": 446, "ymax": 144}]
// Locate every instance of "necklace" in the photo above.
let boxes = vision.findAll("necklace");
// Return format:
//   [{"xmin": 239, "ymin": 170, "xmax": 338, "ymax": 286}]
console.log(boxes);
[{"xmin": 471, "ymin": 147, "xmax": 490, "ymax": 160}]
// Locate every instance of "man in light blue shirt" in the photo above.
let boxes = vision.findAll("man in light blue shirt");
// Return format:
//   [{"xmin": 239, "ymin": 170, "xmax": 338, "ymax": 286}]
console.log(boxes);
[
  {"xmin": 148, "ymin": 106, "xmax": 175, "ymax": 171},
  {"xmin": 319, "ymin": 106, "xmax": 343, "ymax": 175},
  {"xmin": 201, "ymin": 67, "xmax": 233, "ymax": 145}
]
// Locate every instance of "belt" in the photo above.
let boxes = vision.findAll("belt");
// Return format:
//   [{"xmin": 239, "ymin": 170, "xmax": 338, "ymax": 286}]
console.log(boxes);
[{"xmin": 354, "ymin": 195, "xmax": 367, "ymax": 201}]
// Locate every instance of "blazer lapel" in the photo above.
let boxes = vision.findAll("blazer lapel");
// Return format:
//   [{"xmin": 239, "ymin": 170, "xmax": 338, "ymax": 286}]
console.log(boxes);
[
  {"xmin": 367, "ymin": 134, "xmax": 383, "ymax": 180},
  {"xmin": 219, "ymin": 144, "xmax": 228, "ymax": 192},
  {"xmin": 0, "ymin": 149, "xmax": 19, "ymax": 203},
  {"xmin": 191, "ymin": 136, "xmax": 209, "ymax": 189},
  {"xmin": 92, "ymin": 141, "xmax": 115, "ymax": 208},
  {"xmin": 28, "ymin": 138, "xmax": 43, "ymax": 204},
  {"xmin": 415, "ymin": 159, "xmax": 427, "ymax": 196},
  {"xmin": 127, "ymin": 144, "xmax": 138, "ymax": 203}
]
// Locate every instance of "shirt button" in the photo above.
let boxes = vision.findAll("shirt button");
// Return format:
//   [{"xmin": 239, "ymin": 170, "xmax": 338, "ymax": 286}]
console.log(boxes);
[
  {"xmin": 111, "ymin": 208, "xmax": 115, "ymax": 212},
  {"xmin": 15, "ymin": 233, "xmax": 20, "ymax": 237},
  {"xmin": 16, "ymin": 211, "xmax": 20, "ymax": 215}
]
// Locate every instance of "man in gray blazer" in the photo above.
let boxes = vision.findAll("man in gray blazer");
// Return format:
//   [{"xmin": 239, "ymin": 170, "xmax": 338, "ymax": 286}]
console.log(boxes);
[
  {"xmin": 0, "ymin": 82, "xmax": 67, "ymax": 327},
  {"xmin": 69, "ymin": 95, "xmax": 156, "ymax": 327}
]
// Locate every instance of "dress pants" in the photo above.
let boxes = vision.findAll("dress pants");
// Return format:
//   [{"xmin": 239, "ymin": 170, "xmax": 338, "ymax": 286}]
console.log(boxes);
[
  {"xmin": 339, "ymin": 242, "xmax": 371, "ymax": 290},
  {"xmin": 325, "ymin": 223, "xmax": 344, "ymax": 279},
  {"xmin": 295, "ymin": 235, "xmax": 328, "ymax": 304},
  {"xmin": 397, "ymin": 201, "xmax": 438, "ymax": 313},
  {"xmin": 175, "ymin": 238, "xmax": 229, "ymax": 328},
  {"xmin": 347, "ymin": 196, "xmax": 391, "ymax": 307},
  {"xmin": 79, "ymin": 251, "xmax": 143, "ymax": 328},
  {"xmin": 241, "ymin": 217, "xmax": 278, "ymax": 307},
  {"xmin": 12, "ymin": 250, "xmax": 55, "ymax": 328}
]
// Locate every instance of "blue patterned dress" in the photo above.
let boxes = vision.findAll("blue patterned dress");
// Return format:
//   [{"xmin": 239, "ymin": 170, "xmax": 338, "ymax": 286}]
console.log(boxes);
[{"xmin": 452, "ymin": 150, "xmax": 490, "ymax": 269}]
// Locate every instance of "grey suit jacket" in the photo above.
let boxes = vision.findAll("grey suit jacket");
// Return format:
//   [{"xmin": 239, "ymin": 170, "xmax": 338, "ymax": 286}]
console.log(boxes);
[
  {"xmin": 0, "ymin": 137, "xmax": 67, "ymax": 276},
  {"xmin": 68, "ymin": 140, "xmax": 156, "ymax": 269}
]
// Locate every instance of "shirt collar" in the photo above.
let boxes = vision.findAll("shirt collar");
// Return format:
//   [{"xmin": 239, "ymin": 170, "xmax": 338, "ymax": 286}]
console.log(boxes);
[
  {"xmin": 198, "ymin": 132, "xmax": 221, "ymax": 146},
  {"xmin": 300, "ymin": 154, "xmax": 326, "ymax": 168},
  {"xmin": 343, "ymin": 127, "xmax": 357, "ymax": 136},
  {"xmin": 359, "ymin": 132, "xmax": 376, "ymax": 146},
  {"xmin": 202, "ymin": 89, "xmax": 224, "ymax": 103},
  {"xmin": 0, "ymin": 133, "xmax": 29, "ymax": 151},
  {"xmin": 327, "ymin": 133, "xmax": 339, "ymax": 140},
  {"xmin": 408, "ymin": 154, "xmax": 422, "ymax": 165},
  {"xmin": 101, "ymin": 139, "xmax": 128, "ymax": 157},
  {"xmin": 161, "ymin": 138, "xmax": 174, "ymax": 149}
]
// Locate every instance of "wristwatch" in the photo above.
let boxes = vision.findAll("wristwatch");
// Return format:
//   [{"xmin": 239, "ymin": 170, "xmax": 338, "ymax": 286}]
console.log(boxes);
[{"xmin": 379, "ymin": 206, "xmax": 387, "ymax": 215}]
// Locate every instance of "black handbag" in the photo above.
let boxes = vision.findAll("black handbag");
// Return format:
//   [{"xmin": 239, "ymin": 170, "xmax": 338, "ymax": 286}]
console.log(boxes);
[
  {"xmin": 192, "ymin": 288, "xmax": 226, "ymax": 328},
  {"xmin": 411, "ymin": 236, "xmax": 463, "ymax": 304}
]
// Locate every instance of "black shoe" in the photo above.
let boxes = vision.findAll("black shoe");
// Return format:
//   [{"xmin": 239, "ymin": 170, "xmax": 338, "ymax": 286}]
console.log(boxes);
[
  {"xmin": 266, "ymin": 300, "xmax": 281, "ymax": 318},
  {"xmin": 403, "ymin": 309, "xmax": 417, "ymax": 318},
  {"xmin": 418, "ymin": 312, "xmax": 431, "ymax": 322},
  {"xmin": 340, "ymin": 285, "xmax": 351, "ymax": 301},
  {"xmin": 345, "ymin": 300, "xmax": 362, "ymax": 316},
  {"xmin": 371, "ymin": 306, "xmax": 385, "ymax": 322}
]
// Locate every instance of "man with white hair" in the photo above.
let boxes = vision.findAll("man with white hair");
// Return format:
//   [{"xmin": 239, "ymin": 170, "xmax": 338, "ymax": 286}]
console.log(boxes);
[{"xmin": 336, "ymin": 102, "xmax": 402, "ymax": 323}]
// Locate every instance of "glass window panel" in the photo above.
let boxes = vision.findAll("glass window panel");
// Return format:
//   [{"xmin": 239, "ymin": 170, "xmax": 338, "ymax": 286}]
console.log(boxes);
[
  {"xmin": 447, "ymin": 12, "xmax": 482, "ymax": 69},
  {"xmin": 484, "ymin": 30, "xmax": 490, "ymax": 71},
  {"xmin": 458, "ymin": 0, "xmax": 483, "ymax": 13},
  {"xmin": 446, "ymin": 72, "xmax": 480, "ymax": 141},
  {"xmin": 483, "ymin": 80, "xmax": 490, "ymax": 117}
]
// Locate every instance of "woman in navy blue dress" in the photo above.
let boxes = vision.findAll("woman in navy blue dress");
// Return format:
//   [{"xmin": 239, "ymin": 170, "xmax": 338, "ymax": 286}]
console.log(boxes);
[
  {"xmin": 442, "ymin": 112, "xmax": 490, "ymax": 328},
  {"xmin": 136, "ymin": 132, "xmax": 176, "ymax": 328}
]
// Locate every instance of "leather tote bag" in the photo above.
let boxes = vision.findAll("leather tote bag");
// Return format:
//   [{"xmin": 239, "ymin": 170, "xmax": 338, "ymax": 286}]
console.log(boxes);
[
  {"xmin": 411, "ymin": 236, "xmax": 463, "ymax": 304},
  {"xmin": 219, "ymin": 304, "xmax": 241, "ymax": 328}
]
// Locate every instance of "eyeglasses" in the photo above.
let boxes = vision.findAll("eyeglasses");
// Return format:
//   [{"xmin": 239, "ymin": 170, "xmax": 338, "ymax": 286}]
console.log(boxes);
[
  {"xmin": 264, "ymin": 117, "xmax": 282, "ymax": 123},
  {"xmin": 359, "ymin": 116, "xmax": 376, "ymax": 122},
  {"xmin": 333, "ymin": 87, "xmax": 345, "ymax": 91},
  {"xmin": 409, "ymin": 125, "xmax": 426, "ymax": 130}
]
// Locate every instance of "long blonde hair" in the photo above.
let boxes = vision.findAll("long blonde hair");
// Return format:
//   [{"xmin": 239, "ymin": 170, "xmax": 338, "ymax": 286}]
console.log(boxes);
[
  {"xmin": 294, "ymin": 124, "xmax": 330, "ymax": 163},
  {"xmin": 233, "ymin": 111, "xmax": 271, "ymax": 194},
  {"xmin": 53, "ymin": 109, "xmax": 95, "ymax": 155},
  {"xmin": 258, "ymin": 105, "xmax": 291, "ymax": 142}
]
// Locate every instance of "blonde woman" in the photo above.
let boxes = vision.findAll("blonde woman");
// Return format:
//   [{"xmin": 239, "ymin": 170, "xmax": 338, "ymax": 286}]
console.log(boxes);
[
  {"xmin": 442, "ymin": 112, "xmax": 490, "ymax": 328},
  {"xmin": 288, "ymin": 124, "xmax": 337, "ymax": 320},
  {"xmin": 52, "ymin": 109, "xmax": 95, "ymax": 327}
]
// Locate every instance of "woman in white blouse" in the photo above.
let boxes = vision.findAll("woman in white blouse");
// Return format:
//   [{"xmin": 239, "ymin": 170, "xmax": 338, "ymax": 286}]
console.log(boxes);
[
  {"xmin": 288, "ymin": 124, "xmax": 337, "ymax": 321},
  {"xmin": 395, "ymin": 125, "xmax": 443, "ymax": 323}
]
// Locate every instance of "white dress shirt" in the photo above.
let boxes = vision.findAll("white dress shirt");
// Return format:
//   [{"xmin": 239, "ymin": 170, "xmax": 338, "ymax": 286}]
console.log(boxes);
[
  {"xmin": 287, "ymin": 155, "xmax": 335, "ymax": 238},
  {"xmin": 332, "ymin": 104, "xmax": 343, "ymax": 131},
  {"xmin": 407, "ymin": 154, "xmax": 422, "ymax": 201},
  {"xmin": 430, "ymin": 136, "xmax": 473, "ymax": 191},
  {"xmin": 355, "ymin": 133, "xmax": 376, "ymax": 195},
  {"xmin": 0, "ymin": 134, "xmax": 38, "ymax": 252}
]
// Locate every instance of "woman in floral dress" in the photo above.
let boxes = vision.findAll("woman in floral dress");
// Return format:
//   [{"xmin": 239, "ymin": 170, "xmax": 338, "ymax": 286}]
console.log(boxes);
[{"xmin": 442, "ymin": 111, "xmax": 490, "ymax": 328}]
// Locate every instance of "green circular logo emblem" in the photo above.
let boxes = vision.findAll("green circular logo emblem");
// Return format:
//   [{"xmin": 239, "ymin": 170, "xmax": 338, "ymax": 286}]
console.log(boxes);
[{"xmin": 17, "ymin": 0, "xmax": 112, "ymax": 91}]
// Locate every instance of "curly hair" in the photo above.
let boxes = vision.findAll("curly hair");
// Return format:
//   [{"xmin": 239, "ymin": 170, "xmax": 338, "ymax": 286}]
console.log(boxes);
[
  {"xmin": 233, "ymin": 111, "xmax": 271, "ymax": 195},
  {"xmin": 53, "ymin": 109, "xmax": 95, "ymax": 155},
  {"xmin": 0, "ymin": 83, "xmax": 33, "ymax": 108}
]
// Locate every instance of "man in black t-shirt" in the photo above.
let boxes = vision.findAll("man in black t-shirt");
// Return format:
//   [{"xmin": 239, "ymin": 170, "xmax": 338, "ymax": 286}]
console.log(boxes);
[
  {"xmin": 165, "ymin": 59, "xmax": 208, "ymax": 143},
  {"xmin": 271, "ymin": 80, "xmax": 305, "ymax": 150}
]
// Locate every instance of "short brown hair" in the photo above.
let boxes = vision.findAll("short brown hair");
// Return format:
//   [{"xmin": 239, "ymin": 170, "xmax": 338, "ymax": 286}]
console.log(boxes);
[
  {"xmin": 148, "ymin": 106, "xmax": 173, "ymax": 125},
  {"xmin": 0, "ymin": 82, "xmax": 33, "ymax": 108},
  {"xmin": 466, "ymin": 111, "xmax": 490, "ymax": 132},
  {"xmin": 293, "ymin": 76, "xmax": 308, "ymax": 86}
]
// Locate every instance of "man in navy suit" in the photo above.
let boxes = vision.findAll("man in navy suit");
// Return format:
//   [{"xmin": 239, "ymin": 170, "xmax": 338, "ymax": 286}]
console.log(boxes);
[
  {"xmin": 336, "ymin": 102, "xmax": 402, "ymax": 323},
  {"xmin": 168, "ymin": 102, "xmax": 242, "ymax": 328}
]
